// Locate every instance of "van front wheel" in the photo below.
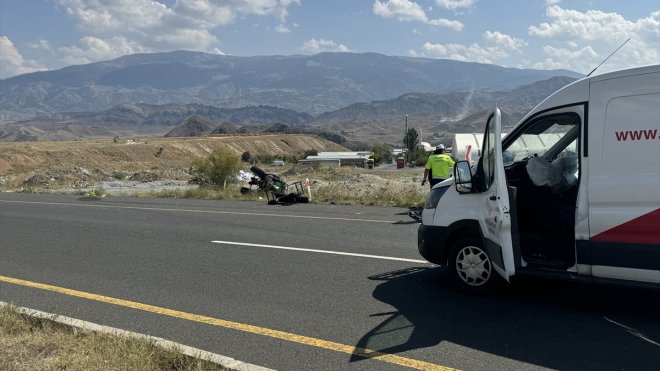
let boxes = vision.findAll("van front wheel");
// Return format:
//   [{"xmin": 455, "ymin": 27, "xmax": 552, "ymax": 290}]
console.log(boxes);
[{"xmin": 448, "ymin": 236, "xmax": 502, "ymax": 294}]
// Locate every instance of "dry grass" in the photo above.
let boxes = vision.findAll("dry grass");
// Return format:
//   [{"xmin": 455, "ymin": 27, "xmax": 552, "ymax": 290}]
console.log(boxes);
[
  {"xmin": 134, "ymin": 184, "xmax": 262, "ymax": 202},
  {"xmin": 0, "ymin": 305, "xmax": 228, "ymax": 371},
  {"xmin": 128, "ymin": 166, "xmax": 428, "ymax": 208},
  {"xmin": 306, "ymin": 168, "xmax": 427, "ymax": 207}
]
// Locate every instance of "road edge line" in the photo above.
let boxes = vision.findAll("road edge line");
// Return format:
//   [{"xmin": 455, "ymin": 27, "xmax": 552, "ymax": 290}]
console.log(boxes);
[{"xmin": 0, "ymin": 301, "xmax": 274, "ymax": 371}]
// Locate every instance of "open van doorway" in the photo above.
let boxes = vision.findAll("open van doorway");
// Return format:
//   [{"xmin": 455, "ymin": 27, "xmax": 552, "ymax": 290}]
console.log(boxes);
[{"xmin": 503, "ymin": 112, "xmax": 582, "ymax": 269}]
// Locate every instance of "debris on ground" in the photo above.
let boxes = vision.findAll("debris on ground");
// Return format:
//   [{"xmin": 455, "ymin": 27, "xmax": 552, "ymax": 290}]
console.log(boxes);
[{"xmin": 240, "ymin": 165, "xmax": 309, "ymax": 205}]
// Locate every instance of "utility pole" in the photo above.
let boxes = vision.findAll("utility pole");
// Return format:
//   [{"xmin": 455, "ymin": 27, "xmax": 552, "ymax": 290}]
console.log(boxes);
[{"xmin": 404, "ymin": 114, "xmax": 408, "ymax": 165}]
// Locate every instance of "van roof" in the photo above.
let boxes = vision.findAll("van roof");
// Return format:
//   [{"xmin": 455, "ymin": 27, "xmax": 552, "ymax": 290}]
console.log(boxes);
[{"xmin": 519, "ymin": 64, "xmax": 660, "ymax": 124}]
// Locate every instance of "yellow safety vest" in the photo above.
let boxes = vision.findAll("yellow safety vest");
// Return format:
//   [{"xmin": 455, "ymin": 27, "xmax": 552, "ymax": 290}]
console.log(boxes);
[{"xmin": 425, "ymin": 154, "xmax": 455, "ymax": 179}]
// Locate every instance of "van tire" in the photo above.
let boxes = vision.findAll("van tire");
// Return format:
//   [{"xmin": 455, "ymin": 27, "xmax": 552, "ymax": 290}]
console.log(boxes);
[{"xmin": 448, "ymin": 236, "xmax": 503, "ymax": 294}]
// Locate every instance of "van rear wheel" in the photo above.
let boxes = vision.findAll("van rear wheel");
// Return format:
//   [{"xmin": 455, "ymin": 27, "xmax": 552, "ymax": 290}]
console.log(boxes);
[{"xmin": 448, "ymin": 236, "xmax": 502, "ymax": 294}]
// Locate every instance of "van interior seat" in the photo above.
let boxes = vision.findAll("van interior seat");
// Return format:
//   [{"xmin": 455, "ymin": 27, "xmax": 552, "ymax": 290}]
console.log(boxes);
[{"xmin": 508, "ymin": 157, "xmax": 578, "ymax": 266}]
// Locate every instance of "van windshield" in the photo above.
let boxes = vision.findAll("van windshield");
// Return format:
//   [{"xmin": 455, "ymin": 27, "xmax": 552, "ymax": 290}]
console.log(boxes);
[{"xmin": 503, "ymin": 114, "xmax": 579, "ymax": 166}]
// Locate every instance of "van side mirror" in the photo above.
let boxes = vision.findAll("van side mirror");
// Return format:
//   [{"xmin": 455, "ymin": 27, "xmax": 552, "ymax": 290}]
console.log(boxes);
[{"xmin": 454, "ymin": 161, "xmax": 473, "ymax": 194}]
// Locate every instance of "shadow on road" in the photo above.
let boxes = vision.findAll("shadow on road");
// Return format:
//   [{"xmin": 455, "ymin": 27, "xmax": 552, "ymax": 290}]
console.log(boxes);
[{"xmin": 351, "ymin": 267, "xmax": 660, "ymax": 369}]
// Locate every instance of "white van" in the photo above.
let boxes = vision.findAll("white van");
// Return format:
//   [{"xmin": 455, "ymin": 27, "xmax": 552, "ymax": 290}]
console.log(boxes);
[{"xmin": 417, "ymin": 65, "xmax": 660, "ymax": 293}]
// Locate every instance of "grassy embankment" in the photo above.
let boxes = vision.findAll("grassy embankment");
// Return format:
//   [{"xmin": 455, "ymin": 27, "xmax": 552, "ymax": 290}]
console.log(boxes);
[{"xmin": 0, "ymin": 304, "xmax": 228, "ymax": 371}]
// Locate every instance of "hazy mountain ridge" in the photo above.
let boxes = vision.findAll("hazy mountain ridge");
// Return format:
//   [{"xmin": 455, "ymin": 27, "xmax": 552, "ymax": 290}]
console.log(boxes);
[
  {"xmin": 310, "ymin": 76, "xmax": 577, "ymax": 144},
  {"xmin": 0, "ymin": 51, "xmax": 581, "ymax": 121},
  {"xmin": 16, "ymin": 103, "xmax": 313, "ymax": 127},
  {"xmin": 0, "ymin": 76, "xmax": 577, "ymax": 143}
]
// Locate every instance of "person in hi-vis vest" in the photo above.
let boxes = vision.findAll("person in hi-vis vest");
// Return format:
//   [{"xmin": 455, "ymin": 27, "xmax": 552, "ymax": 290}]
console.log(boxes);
[{"xmin": 421, "ymin": 145, "xmax": 454, "ymax": 189}]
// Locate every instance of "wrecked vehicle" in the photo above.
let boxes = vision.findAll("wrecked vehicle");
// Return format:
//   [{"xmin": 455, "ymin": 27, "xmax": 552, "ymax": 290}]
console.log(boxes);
[{"xmin": 241, "ymin": 165, "xmax": 309, "ymax": 205}]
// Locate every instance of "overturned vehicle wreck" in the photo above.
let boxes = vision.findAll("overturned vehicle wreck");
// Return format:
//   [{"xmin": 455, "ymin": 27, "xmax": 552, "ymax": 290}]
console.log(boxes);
[{"xmin": 241, "ymin": 166, "xmax": 309, "ymax": 205}]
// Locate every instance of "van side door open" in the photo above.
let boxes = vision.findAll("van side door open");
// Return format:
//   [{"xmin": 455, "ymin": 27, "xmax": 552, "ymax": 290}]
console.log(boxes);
[{"xmin": 475, "ymin": 108, "xmax": 516, "ymax": 281}]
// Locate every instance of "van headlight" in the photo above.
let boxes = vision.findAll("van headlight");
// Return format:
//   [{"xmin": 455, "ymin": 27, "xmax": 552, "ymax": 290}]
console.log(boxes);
[{"xmin": 424, "ymin": 185, "xmax": 449, "ymax": 209}]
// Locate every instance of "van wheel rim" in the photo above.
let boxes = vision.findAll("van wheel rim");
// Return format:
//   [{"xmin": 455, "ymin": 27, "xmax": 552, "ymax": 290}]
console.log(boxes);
[{"xmin": 456, "ymin": 246, "xmax": 491, "ymax": 286}]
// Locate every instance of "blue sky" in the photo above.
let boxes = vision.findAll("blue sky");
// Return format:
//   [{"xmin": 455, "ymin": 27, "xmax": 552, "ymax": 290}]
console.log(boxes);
[{"xmin": 1, "ymin": 0, "xmax": 658, "ymax": 79}]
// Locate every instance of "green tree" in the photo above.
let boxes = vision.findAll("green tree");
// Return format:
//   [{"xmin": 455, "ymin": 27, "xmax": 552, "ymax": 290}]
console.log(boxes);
[
  {"xmin": 371, "ymin": 143, "xmax": 393, "ymax": 165},
  {"xmin": 193, "ymin": 148, "xmax": 241, "ymax": 187},
  {"xmin": 414, "ymin": 147, "xmax": 428, "ymax": 166},
  {"xmin": 241, "ymin": 151, "xmax": 253, "ymax": 163},
  {"xmin": 403, "ymin": 128, "xmax": 419, "ymax": 161}
]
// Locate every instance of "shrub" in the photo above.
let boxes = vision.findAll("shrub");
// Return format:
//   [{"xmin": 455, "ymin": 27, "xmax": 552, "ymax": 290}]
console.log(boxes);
[
  {"xmin": 414, "ymin": 148, "xmax": 428, "ymax": 166},
  {"xmin": 87, "ymin": 187, "xmax": 106, "ymax": 197},
  {"xmin": 111, "ymin": 171, "xmax": 127, "ymax": 180},
  {"xmin": 254, "ymin": 153, "xmax": 275, "ymax": 164},
  {"xmin": 303, "ymin": 149, "xmax": 318, "ymax": 158},
  {"xmin": 193, "ymin": 148, "xmax": 241, "ymax": 187}
]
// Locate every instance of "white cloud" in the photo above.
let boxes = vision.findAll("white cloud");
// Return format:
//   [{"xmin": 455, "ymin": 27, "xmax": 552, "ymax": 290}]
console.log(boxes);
[
  {"xmin": 373, "ymin": 0, "xmax": 428, "ymax": 22},
  {"xmin": 434, "ymin": 0, "xmax": 476, "ymax": 10},
  {"xmin": 58, "ymin": 36, "xmax": 148, "ymax": 66},
  {"xmin": 545, "ymin": 0, "xmax": 560, "ymax": 5},
  {"xmin": 530, "ymin": 6, "xmax": 632, "ymax": 41},
  {"xmin": 27, "ymin": 39, "xmax": 51, "ymax": 51},
  {"xmin": 275, "ymin": 24, "xmax": 292, "ymax": 33},
  {"xmin": 420, "ymin": 41, "xmax": 514, "ymax": 63},
  {"xmin": 415, "ymin": 30, "xmax": 525, "ymax": 64},
  {"xmin": 0, "ymin": 36, "xmax": 47, "ymax": 79},
  {"xmin": 483, "ymin": 31, "xmax": 527, "ymax": 50},
  {"xmin": 528, "ymin": 6, "xmax": 660, "ymax": 72},
  {"xmin": 298, "ymin": 38, "xmax": 350, "ymax": 54},
  {"xmin": 373, "ymin": 0, "xmax": 463, "ymax": 30},
  {"xmin": 532, "ymin": 45, "xmax": 597, "ymax": 71},
  {"xmin": 53, "ymin": 0, "xmax": 301, "ymax": 64},
  {"xmin": 428, "ymin": 18, "xmax": 464, "ymax": 31}
]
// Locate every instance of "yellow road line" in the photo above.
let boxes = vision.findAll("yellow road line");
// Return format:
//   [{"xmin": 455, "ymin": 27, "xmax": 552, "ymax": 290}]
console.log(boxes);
[
  {"xmin": 0, "ymin": 275, "xmax": 456, "ymax": 371},
  {"xmin": 0, "ymin": 199, "xmax": 394, "ymax": 223}
]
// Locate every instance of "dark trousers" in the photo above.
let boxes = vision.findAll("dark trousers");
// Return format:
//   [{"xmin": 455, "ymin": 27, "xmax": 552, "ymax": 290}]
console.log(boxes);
[{"xmin": 429, "ymin": 178, "xmax": 446, "ymax": 189}]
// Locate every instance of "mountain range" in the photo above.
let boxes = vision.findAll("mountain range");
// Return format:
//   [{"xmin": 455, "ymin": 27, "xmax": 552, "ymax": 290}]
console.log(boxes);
[{"xmin": 0, "ymin": 51, "xmax": 581, "ymax": 144}]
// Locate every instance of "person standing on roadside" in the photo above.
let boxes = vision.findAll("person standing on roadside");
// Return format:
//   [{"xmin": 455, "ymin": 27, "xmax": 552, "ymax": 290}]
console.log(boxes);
[
  {"xmin": 421, "ymin": 145, "xmax": 455, "ymax": 189},
  {"xmin": 409, "ymin": 144, "xmax": 455, "ymax": 222}
]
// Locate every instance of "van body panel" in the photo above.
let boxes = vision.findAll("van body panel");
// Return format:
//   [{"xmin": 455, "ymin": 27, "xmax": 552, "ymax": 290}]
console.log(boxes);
[
  {"xmin": 586, "ymin": 68, "xmax": 660, "ymax": 282},
  {"xmin": 592, "ymin": 266, "xmax": 660, "ymax": 284}
]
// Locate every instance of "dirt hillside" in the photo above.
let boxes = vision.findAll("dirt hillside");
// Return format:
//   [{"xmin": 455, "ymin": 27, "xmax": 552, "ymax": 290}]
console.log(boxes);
[{"xmin": 0, "ymin": 134, "xmax": 348, "ymax": 189}]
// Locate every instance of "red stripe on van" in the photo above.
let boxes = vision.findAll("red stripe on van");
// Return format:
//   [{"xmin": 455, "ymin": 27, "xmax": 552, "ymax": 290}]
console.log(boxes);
[{"xmin": 591, "ymin": 209, "xmax": 660, "ymax": 245}]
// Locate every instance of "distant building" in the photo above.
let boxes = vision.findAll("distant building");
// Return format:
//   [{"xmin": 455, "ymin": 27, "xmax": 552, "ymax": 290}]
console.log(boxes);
[{"xmin": 298, "ymin": 151, "xmax": 373, "ymax": 168}]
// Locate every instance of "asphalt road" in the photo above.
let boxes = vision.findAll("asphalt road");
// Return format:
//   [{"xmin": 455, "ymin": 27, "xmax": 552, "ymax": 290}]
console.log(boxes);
[{"xmin": 1, "ymin": 193, "xmax": 659, "ymax": 370}]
